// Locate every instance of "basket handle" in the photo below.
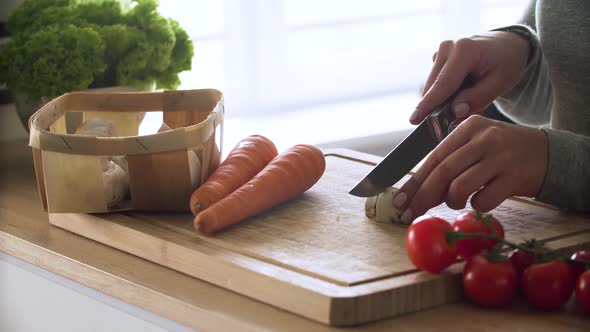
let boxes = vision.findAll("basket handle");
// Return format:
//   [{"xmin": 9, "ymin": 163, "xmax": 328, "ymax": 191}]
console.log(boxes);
[{"xmin": 29, "ymin": 89, "xmax": 224, "ymax": 156}]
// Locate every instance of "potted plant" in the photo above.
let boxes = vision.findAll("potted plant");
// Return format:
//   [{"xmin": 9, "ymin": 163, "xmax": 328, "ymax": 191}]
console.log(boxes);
[{"xmin": 0, "ymin": 0, "xmax": 194, "ymax": 130}]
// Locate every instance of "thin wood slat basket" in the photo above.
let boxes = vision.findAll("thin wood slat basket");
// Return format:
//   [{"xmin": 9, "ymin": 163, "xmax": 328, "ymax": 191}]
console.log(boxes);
[{"xmin": 28, "ymin": 89, "xmax": 224, "ymax": 213}]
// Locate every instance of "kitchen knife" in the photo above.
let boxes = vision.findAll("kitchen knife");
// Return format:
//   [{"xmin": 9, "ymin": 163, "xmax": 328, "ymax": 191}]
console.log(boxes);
[{"xmin": 349, "ymin": 83, "xmax": 469, "ymax": 197}]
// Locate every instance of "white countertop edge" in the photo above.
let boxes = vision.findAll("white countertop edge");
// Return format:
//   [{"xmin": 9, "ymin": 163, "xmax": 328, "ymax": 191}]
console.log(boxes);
[{"xmin": 0, "ymin": 252, "xmax": 195, "ymax": 332}]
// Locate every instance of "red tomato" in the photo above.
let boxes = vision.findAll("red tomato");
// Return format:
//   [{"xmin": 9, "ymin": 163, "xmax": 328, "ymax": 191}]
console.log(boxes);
[
  {"xmin": 406, "ymin": 215, "xmax": 457, "ymax": 273},
  {"xmin": 576, "ymin": 270, "xmax": 590, "ymax": 313},
  {"xmin": 509, "ymin": 249, "xmax": 537, "ymax": 277},
  {"xmin": 522, "ymin": 261, "xmax": 577, "ymax": 310},
  {"xmin": 463, "ymin": 255, "xmax": 518, "ymax": 307},
  {"xmin": 452, "ymin": 211, "xmax": 505, "ymax": 259},
  {"xmin": 570, "ymin": 250, "xmax": 590, "ymax": 278}
]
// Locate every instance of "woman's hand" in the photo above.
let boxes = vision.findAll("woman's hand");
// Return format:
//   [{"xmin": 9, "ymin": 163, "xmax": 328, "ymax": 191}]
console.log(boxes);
[
  {"xmin": 410, "ymin": 31, "xmax": 531, "ymax": 124},
  {"xmin": 393, "ymin": 115, "xmax": 548, "ymax": 224}
]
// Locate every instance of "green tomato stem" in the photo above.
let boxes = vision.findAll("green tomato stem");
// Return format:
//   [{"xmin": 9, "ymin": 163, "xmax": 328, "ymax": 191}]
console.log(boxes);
[
  {"xmin": 446, "ymin": 230, "xmax": 590, "ymax": 267},
  {"xmin": 447, "ymin": 230, "xmax": 535, "ymax": 253}
]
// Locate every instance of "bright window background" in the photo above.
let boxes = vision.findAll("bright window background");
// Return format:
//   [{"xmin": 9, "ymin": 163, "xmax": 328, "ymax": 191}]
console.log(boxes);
[{"xmin": 151, "ymin": 0, "xmax": 530, "ymax": 151}]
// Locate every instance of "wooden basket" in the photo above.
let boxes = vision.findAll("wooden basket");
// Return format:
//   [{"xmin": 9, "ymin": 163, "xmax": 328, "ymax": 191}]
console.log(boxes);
[{"xmin": 28, "ymin": 89, "xmax": 224, "ymax": 213}]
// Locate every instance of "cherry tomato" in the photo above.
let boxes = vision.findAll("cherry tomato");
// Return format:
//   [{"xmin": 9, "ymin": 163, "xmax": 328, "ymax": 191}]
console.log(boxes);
[
  {"xmin": 570, "ymin": 250, "xmax": 590, "ymax": 278},
  {"xmin": 406, "ymin": 215, "xmax": 457, "ymax": 273},
  {"xmin": 452, "ymin": 211, "xmax": 505, "ymax": 259},
  {"xmin": 522, "ymin": 260, "xmax": 576, "ymax": 310},
  {"xmin": 509, "ymin": 249, "xmax": 537, "ymax": 277},
  {"xmin": 463, "ymin": 254, "xmax": 518, "ymax": 307},
  {"xmin": 576, "ymin": 270, "xmax": 590, "ymax": 313}
]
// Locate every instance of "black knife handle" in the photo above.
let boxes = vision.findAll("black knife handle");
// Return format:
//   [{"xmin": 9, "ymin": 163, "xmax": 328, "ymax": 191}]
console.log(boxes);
[{"xmin": 425, "ymin": 77, "xmax": 475, "ymax": 142}]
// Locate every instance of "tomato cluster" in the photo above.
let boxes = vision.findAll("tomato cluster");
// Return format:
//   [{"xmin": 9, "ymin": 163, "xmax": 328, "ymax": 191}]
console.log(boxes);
[{"xmin": 405, "ymin": 212, "xmax": 590, "ymax": 313}]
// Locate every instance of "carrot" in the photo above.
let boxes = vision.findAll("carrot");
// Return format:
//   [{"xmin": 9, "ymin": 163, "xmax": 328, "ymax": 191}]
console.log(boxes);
[
  {"xmin": 194, "ymin": 144, "xmax": 326, "ymax": 235},
  {"xmin": 189, "ymin": 135, "xmax": 278, "ymax": 215}
]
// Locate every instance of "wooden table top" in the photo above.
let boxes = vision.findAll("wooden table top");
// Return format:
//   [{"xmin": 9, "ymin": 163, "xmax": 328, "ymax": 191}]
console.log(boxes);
[{"xmin": 1, "ymin": 140, "xmax": 588, "ymax": 331}]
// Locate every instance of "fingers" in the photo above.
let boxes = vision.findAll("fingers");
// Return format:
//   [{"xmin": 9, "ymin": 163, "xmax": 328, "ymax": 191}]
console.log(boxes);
[
  {"xmin": 422, "ymin": 54, "xmax": 447, "ymax": 97},
  {"xmin": 393, "ymin": 114, "xmax": 538, "ymax": 222},
  {"xmin": 399, "ymin": 135, "xmax": 482, "ymax": 207},
  {"xmin": 412, "ymin": 39, "xmax": 478, "ymax": 124},
  {"xmin": 445, "ymin": 161, "xmax": 497, "ymax": 210},
  {"xmin": 395, "ymin": 115, "xmax": 488, "ymax": 223},
  {"xmin": 470, "ymin": 175, "xmax": 514, "ymax": 212},
  {"xmin": 423, "ymin": 41, "xmax": 453, "ymax": 96},
  {"xmin": 451, "ymin": 72, "xmax": 507, "ymax": 118},
  {"xmin": 400, "ymin": 136, "xmax": 488, "ymax": 223},
  {"xmin": 402, "ymin": 115, "xmax": 487, "ymax": 191},
  {"xmin": 393, "ymin": 115, "xmax": 491, "ymax": 223}
]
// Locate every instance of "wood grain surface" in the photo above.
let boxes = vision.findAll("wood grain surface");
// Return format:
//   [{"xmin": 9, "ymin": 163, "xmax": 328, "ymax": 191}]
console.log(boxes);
[{"xmin": 46, "ymin": 150, "xmax": 590, "ymax": 326}]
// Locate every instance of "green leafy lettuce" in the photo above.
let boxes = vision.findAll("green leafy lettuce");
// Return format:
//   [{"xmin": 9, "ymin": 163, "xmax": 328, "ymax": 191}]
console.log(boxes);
[{"xmin": 0, "ymin": 0, "xmax": 194, "ymax": 100}]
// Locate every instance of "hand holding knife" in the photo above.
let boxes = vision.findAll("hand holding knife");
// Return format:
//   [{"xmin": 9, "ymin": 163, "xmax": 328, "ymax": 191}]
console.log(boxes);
[{"xmin": 349, "ymin": 79, "xmax": 474, "ymax": 198}]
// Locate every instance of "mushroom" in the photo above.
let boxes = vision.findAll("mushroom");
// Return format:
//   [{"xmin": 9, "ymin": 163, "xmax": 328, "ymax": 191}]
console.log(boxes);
[
  {"xmin": 111, "ymin": 155, "xmax": 129, "ymax": 174},
  {"xmin": 187, "ymin": 150, "xmax": 202, "ymax": 189},
  {"xmin": 75, "ymin": 118, "xmax": 130, "ymax": 207},
  {"xmin": 75, "ymin": 118, "xmax": 118, "ymax": 137},
  {"xmin": 365, "ymin": 195, "xmax": 377, "ymax": 218},
  {"xmin": 158, "ymin": 123, "xmax": 202, "ymax": 189},
  {"xmin": 365, "ymin": 187, "xmax": 402, "ymax": 223},
  {"xmin": 103, "ymin": 160, "xmax": 129, "ymax": 207}
]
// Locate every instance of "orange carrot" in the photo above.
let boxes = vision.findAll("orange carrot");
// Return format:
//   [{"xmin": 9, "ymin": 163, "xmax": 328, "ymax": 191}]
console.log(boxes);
[
  {"xmin": 194, "ymin": 144, "xmax": 326, "ymax": 235},
  {"xmin": 189, "ymin": 135, "xmax": 278, "ymax": 215}
]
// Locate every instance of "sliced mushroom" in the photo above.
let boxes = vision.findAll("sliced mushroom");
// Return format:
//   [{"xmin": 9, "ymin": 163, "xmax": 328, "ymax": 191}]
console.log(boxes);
[
  {"xmin": 365, "ymin": 187, "xmax": 402, "ymax": 223},
  {"xmin": 365, "ymin": 195, "xmax": 377, "ymax": 218}
]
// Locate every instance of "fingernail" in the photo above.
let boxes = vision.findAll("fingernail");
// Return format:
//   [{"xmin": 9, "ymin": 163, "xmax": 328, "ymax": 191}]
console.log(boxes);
[
  {"xmin": 454, "ymin": 102, "xmax": 469, "ymax": 118},
  {"xmin": 392, "ymin": 192, "xmax": 407, "ymax": 208},
  {"xmin": 401, "ymin": 209, "xmax": 413, "ymax": 224},
  {"xmin": 409, "ymin": 110, "xmax": 419, "ymax": 122}
]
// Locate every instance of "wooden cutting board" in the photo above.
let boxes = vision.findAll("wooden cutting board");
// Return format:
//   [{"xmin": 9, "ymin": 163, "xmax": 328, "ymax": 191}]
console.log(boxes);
[{"xmin": 48, "ymin": 149, "xmax": 590, "ymax": 326}]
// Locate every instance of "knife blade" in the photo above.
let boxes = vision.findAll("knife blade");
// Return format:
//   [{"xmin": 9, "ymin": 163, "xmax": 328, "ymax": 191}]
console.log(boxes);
[{"xmin": 349, "ymin": 93, "xmax": 460, "ymax": 197}]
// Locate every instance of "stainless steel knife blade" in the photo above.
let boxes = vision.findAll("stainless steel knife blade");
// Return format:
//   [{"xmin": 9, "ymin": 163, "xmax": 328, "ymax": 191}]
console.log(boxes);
[
  {"xmin": 349, "ymin": 101, "xmax": 458, "ymax": 197},
  {"xmin": 348, "ymin": 121, "xmax": 436, "ymax": 197},
  {"xmin": 349, "ymin": 78, "xmax": 474, "ymax": 197}
]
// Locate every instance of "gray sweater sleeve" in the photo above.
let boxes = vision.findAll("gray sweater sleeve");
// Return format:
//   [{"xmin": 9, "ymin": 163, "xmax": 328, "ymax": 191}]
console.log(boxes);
[
  {"xmin": 492, "ymin": 2, "xmax": 553, "ymax": 126},
  {"xmin": 536, "ymin": 129, "xmax": 590, "ymax": 212},
  {"xmin": 491, "ymin": 1, "xmax": 590, "ymax": 212}
]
